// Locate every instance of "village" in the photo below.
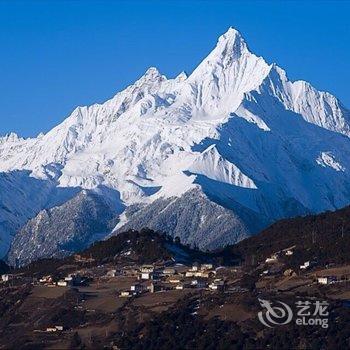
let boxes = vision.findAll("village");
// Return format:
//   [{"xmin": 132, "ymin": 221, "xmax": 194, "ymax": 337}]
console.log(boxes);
[
  {"xmin": 3, "ymin": 244, "xmax": 350, "ymax": 303},
  {"xmin": 1, "ymin": 223, "xmax": 350, "ymax": 349},
  {"xmin": 25, "ymin": 260, "xmax": 229, "ymax": 296},
  {"xmin": 1, "ymin": 238, "xmax": 350, "ymax": 348},
  {"xmin": 0, "ymin": 257, "xmax": 242, "ymax": 335},
  {"xmin": 255, "ymin": 246, "xmax": 350, "ymax": 293}
]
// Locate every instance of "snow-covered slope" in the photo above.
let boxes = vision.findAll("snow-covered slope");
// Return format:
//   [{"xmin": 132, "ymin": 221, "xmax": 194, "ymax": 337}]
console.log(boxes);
[
  {"xmin": 7, "ymin": 190, "xmax": 117, "ymax": 266},
  {"xmin": 1, "ymin": 27, "xmax": 350, "ymax": 262}
]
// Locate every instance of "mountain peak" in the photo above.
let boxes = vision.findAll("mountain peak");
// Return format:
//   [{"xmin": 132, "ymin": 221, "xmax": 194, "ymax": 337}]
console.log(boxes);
[
  {"xmin": 189, "ymin": 27, "xmax": 252, "ymax": 82},
  {"xmin": 143, "ymin": 67, "xmax": 166, "ymax": 81},
  {"xmin": 144, "ymin": 66, "xmax": 162, "ymax": 77},
  {"xmin": 213, "ymin": 27, "xmax": 248, "ymax": 60},
  {"xmin": 219, "ymin": 27, "xmax": 242, "ymax": 41},
  {"xmin": 134, "ymin": 66, "xmax": 167, "ymax": 88},
  {"xmin": 0, "ymin": 132, "xmax": 21, "ymax": 143}
]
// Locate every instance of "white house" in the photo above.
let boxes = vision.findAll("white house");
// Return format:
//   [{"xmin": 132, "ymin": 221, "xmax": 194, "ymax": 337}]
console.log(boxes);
[
  {"xmin": 39, "ymin": 275, "xmax": 53, "ymax": 284},
  {"xmin": 198, "ymin": 271, "xmax": 212, "ymax": 278},
  {"xmin": 163, "ymin": 268, "xmax": 176, "ymax": 276},
  {"xmin": 46, "ymin": 328, "xmax": 57, "ymax": 333},
  {"xmin": 209, "ymin": 283, "xmax": 218, "ymax": 290},
  {"xmin": 300, "ymin": 261, "xmax": 311, "ymax": 270},
  {"xmin": 140, "ymin": 265, "xmax": 154, "ymax": 273},
  {"xmin": 265, "ymin": 254, "xmax": 278, "ymax": 263},
  {"xmin": 57, "ymin": 280, "xmax": 68, "ymax": 287},
  {"xmin": 201, "ymin": 264, "xmax": 213, "ymax": 270},
  {"xmin": 317, "ymin": 277, "xmax": 328, "ymax": 285},
  {"xmin": 185, "ymin": 271, "xmax": 196, "ymax": 278},
  {"xmin": 130, "ymin": 283, "xmax": 144, "ymax": 293},
  {"xmin": 191, "ymin": 263, "xmax": 199, "ymax": 272},
  {"xmin": 168, "ymin": 277, "xmax": 181, "ymax": 284},
  {"xmin": 141, "ymin": 272, "xmax": 153, "ymax": 280},
  {"xmin": 317, "ymin": 276, "xmax": 336, "ymax": 285},
  {"xmin": 1, "ymin": 274, "xmax": 9, "ymax": 282}
]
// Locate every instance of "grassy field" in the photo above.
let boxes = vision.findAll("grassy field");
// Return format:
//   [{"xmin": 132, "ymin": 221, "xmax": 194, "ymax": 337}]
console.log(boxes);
[
  {"xmin": 31, "ymin": 285, "xmax": 69, "ymax": 299},
  {"xmin": 132, "ymin": 289, "xmax": 192, "ymax": 308},
  {"xmin": 203, "ymin": 303, "xmax": 253, "ymax": 322}
]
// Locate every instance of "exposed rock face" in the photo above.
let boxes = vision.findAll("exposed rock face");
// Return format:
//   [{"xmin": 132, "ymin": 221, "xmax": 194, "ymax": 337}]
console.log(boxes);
[{"xmin": 115, "ymin": 189, "xmax": 264, "ymax": 251}]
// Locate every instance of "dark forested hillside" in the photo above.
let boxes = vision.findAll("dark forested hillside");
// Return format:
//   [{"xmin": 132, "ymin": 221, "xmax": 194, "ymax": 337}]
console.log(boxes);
[
  {"xmin": 80, "ymin": 228, "xmax": 172, "ymax": 264},
  {"xmin": 225, "ymin": 205, "xmax": 350, "ymax": 268},
  {"xmin": 0, "ymin": 260, "xmax": 9, "ymax": 275}
]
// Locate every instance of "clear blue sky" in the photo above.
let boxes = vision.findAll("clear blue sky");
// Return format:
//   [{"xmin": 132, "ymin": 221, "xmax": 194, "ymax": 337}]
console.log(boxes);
[{"xmin": 0, "ymin": 0, "xmax": 349, "ymax": 137}]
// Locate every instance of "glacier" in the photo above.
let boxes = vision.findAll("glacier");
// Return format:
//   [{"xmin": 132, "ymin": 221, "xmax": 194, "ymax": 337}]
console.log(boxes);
[{"xmin": 1, "ymin": 27, "xmax": 350, "ymax": 263}]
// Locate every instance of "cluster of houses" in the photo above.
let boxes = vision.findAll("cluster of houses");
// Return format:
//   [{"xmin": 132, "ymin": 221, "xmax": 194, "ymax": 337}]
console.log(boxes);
[
  {"xmin": 1, "ymin": 260, "xmax": 227, "ymax": 298},
  {"xmin": 33, "ymin": 325, "xmax": 65, "ymax": 333},
  {"xmin": 261, "ymin": 248, "xmax": 350, "ymax": 286},
  {"xmin": 317, "ymin": 276, "xmax": 337, "ymax": 285},
  {"xmin": 260, "ymin": 246, "xmax": 327, "ymax": 278},
  {"xmin": 316, "ymin": 271, "xmax": 350, "ymax": 285},
  {"xmin": 115, "ymin": 262, "xmax": 215, "ymax": 281},
  {"xmin": 118, "ymin": 262, "xmax": 226, "ymax": 297},
  {"xmin": 263, "ymin": 247, "xmax": 323, "ymax": 274},
  {"xmin": 45, "ymin": 325, "xmax": 64, "ymax": 333},
  {"xmin": 2, "ymin": 261, "xmax": 231, "ymax": 298},
  {"xmin": 264, "ymin": 247, "xmax": 295, "ymax": 264},
  {"xmin": 38, "ymin": 273, "xmax": 88, "ymax": 287}
]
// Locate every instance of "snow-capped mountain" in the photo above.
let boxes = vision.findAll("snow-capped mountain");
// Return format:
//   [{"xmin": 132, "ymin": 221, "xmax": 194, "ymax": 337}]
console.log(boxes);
[{"xmin": 1, "ymin": 27, "xmax": 350, "ymax": 264}]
